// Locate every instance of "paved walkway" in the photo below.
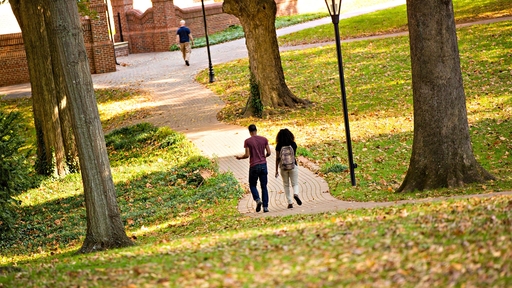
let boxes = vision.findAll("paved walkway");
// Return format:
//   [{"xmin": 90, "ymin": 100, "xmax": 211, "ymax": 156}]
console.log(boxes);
[{"xmin": 1, "ymin": 1, "xmax": 511, "ymax": 217}]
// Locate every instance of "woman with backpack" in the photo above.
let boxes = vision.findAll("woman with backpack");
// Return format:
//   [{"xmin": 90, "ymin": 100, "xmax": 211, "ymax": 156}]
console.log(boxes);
[{"xmin": 275, "ymin": 128, "xmax": 302, "ymax": 209}]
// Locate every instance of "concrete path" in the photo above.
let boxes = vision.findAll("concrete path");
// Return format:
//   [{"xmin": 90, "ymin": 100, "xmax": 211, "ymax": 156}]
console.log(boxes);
[{"xmin": 1, "ymin": 0, "xmax": 511, "ymax": 218}]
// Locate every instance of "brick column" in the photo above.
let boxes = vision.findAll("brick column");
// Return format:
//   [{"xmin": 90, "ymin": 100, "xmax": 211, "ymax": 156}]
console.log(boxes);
[
  {"xmin": 152, "ymin": 0, "xmax": 177, "ymax": 52},
  {"xmin": 110, "ymin": 0, "xmax": 133, "ymax": 43},
  {"xmin": 89, "ymin": 0, "xmax": 116, "ymax": 73}
]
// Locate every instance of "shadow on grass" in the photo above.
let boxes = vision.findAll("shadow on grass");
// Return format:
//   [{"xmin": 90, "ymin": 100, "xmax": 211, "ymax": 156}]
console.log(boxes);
[{"xmin": 1, "ymin": 153, "xmax": 242, "ymax": 264}]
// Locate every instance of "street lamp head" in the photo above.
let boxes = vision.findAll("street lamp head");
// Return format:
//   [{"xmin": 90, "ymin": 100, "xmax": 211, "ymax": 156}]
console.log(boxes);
[{"xmin": 325, "ymin": 0, "xmax": 342, "ymax": 16}]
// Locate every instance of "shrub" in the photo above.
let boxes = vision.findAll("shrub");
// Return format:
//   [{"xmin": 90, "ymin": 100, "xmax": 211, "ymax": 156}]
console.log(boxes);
[
  {"xmin": 0, "ymin": 111, "xmax": 32, "ymax": 236},
  {"xmin": 321, "ymin": 162, "xmax": 348, "ymax": 174}
]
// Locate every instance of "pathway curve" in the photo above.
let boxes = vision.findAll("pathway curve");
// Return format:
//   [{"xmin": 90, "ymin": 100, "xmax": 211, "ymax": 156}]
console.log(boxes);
[{"xmin": 1, "ymin": 1, "xmax": 511, "ymax": 217}]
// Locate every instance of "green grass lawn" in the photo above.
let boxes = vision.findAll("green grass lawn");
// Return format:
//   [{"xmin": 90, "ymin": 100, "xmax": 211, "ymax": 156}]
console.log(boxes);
[
  {"xmin": 1, "ymin": 1, "xmax": 511, "ymax": 286},
  {"xmin": 198, "ymin": 21, "xmax": 512, "ymax": 202},
  {"xmin": 179, "ymin": 0, "xmax": 402, "ymax": 50},
  {"xmin": 278, "ymin": 0, "xmax": 512, "ymax": 46}
]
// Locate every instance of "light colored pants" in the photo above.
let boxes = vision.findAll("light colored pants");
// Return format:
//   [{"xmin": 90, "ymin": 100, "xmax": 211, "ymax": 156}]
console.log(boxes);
[
  {"xmin": 280, "ymin": 164, "xmax": 299, "ymax": 204},
  {"xmin": 179, "ymin": 42, "xmax": 191, "ymax": 61}
]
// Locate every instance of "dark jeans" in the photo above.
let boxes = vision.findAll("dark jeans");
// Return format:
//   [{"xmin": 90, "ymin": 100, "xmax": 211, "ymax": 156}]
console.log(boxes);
[{"xmin": 249, "ymin": 163, "xmax": 269, "ymax": 207}]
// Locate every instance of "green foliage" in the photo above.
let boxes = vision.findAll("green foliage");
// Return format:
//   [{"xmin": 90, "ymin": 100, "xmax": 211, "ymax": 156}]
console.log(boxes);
[
  {"xmin": 321, "ymin": 162, "xmax": 348, "ymax": 174},
  {"xmin": 275, "ymin": 13, "xmax": 329, "ymax": 29},
  {"xmin": 249, "ymin": 72, "xmax": 263, "ymax": 117},
  {"xmin": 0, "ymin": 111, "xmax": 32, "ymax": 236},
  {"xmin": 296, "ymin": 146, "xmax": 313, "ymax": 158},
  {"xmin": 77, "ymin": 0, "xmax": 98, "ymax": 18},
  {"xmin": 193, "ymin": 25, "xmax": 246, "ymax": 49}
]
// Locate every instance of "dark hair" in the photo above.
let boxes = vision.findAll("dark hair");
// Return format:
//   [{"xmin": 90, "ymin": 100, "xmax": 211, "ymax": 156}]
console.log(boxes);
[
  {"xmin": 276, "ymin": 128, "xmax": 295, "ymax": 146},
  {"xmin": 248, "ymin": 124, "xmax": 257, "ymax": 132}
]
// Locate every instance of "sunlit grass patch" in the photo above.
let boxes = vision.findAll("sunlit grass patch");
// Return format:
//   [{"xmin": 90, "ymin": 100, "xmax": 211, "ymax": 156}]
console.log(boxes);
[
  {"xmin": 96, "ymin": 88, "xmax": 153, "ymax": 132},
  {"xmin": 279, "ymin": 0, "xmax": 512, "ymax": 46},
  {"xmin": 198, "ymin": 21, "xmax": 512, "ymax": 202}
]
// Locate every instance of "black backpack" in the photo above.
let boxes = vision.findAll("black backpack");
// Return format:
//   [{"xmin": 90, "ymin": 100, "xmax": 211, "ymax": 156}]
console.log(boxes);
[{"xmin": 280, "ymin": 145, "xmax": 295, "ymax": 170}]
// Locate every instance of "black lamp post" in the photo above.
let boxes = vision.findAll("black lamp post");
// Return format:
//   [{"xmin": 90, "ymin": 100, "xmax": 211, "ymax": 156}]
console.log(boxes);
[
  {"xmin": 325, "ymin": 0, "xmax": 356, "ymax": 186},
  {"xmin": 201, "ymin": 0, "xmax": 215, "ymax": 83}
]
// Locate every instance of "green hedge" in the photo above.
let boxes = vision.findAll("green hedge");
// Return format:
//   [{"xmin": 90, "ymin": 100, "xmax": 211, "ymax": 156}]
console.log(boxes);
[{"xmin": 0, "ymin": 111, "xmax": 32, "ymax": 236}]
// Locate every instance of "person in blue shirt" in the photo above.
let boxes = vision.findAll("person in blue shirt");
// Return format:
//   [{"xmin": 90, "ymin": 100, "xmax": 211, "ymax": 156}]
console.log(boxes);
[{"xmin": 176, "ymin": 20, "xmax": 194, "ymax": 66}]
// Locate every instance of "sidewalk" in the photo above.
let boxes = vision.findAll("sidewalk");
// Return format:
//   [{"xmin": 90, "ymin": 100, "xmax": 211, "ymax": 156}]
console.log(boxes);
[{"xmin": 1, "ymin": 1, "xmax": 511, "ymax": 217}]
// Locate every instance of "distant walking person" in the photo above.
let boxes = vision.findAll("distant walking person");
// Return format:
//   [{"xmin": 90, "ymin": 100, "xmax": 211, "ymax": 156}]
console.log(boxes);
[
  {"xmin": 176, "ymin": 20, "xmax": 194, "ymax": 66},
  {"xmin": 235, "ymin": 124, "xmax": 272, "ymax": 213},
  {"xmin": 275, "ymin": 128, "xmax": 302, "ymax": 209}
]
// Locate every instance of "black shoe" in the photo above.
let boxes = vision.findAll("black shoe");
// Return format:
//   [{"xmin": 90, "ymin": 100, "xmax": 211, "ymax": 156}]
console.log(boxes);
[
  {"xmin": 263, "ymin": 207, "xmax": 269, "ymax": 213},
  {"xmin": 256, "ymin": 201, "xmax": 262, "ymax": 212},
  {"xmin": 287, "ymin": 204, "xmax": 293, "ymax": 209},
  {"xmin": 294, "ymin": 195, "xmax": 302, "ymax": 205},
  {"xmin": 185, "ymin": 60, "xmax": 190, "ymax": 66}
]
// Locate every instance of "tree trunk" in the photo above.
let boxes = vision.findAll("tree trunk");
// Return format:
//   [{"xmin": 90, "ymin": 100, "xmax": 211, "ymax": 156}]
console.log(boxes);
[
  {"xmin": 223, "ymin": 0, "xmax": 308, "ymax": 116},
  {"xmin": 398, "ymin": 0, "xmax": 494, "ymax": 192},
  {"xmin": 57, "ymin": 80, "xmax": 80, "ymax": 173},
  {"xmin": 43, "ymin": 0, "xmax": 133, "ymax": 253},
  {"xmin": 10, "ymin": 0, "xmax": 66, "ymax": 176},
  {"xmin": 46, "ymin": 12, "xmax": 80, "ymax": 173}
]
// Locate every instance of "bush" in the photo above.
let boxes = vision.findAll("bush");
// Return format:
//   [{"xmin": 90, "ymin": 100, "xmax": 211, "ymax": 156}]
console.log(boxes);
[
  {"xmin": 0, "ymin": 111, "xmax": 32, "ymax": 236},
  {"xmin": 321, "ymin": 162, "xmax": 348, "ymax": 174}
]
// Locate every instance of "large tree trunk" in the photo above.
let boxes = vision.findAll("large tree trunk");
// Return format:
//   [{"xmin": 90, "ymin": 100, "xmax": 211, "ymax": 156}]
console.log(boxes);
[
  {"xmin": 43, "ymin": 0, "xmax": 133, "ymax": 253},
  {"xmin": 398, "ymin": 0, "xmax": 494, "ymax": 192},
  {"xmin": 10, "ymin": 0, "xmax": 66, "ymax": 176},
  {"xmin": 56, "ymin": 77, "xmax": 80, "ymax": 173},
  {"xmin": 46, "ymin": 11, "xmax": 80, "ymax": 173},
  {"xmin": 223, "ymin": 0, "xmax": 308, "ymax": 116}
]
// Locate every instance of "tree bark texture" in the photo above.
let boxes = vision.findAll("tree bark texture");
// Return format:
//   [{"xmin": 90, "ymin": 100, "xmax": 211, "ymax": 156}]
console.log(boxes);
[
  {"xmin": 10, "ymin": 0, "xmax": 67, "ymax": 176},
  {"xmin": 43, "ymin": 0, "xmax": 133, "ymax": 253},
  {"xmin": 10, "ymin": 0, "xmax": 79, "ymax": 176},
  {"xmin": 46, "ymin": 13, "xmax": 80, "ymax": 173},
  {"xmin": 398, "ymin": 0, "xmax": 494, "ymax": 192},
  {"xmin": 223, "ymin": 0, "xmax": 308, "ymax": 115}
]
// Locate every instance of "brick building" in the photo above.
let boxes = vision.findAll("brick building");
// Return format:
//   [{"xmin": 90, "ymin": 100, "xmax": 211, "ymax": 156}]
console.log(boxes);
[
  {"xmin": 111, "ymin": 0, "xmax": 322, "ymax": 54},
  {"xmin": 1, "ymin": 0, "xmax": 323, "ymax": 87},
  {"xmin": 0, "ymin": 0, "xmax": 116, "ymax": 87}
]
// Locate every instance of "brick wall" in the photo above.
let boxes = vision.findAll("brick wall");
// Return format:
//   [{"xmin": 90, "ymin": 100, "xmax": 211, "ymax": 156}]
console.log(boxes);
[
  {"xmin": 89, "ymin": 0, "xmax": 117, "ymax": 74},
  {"xmin": 125, "ymin": 9, "xmax": 155, "ymax": 53},
  {"xmin": 118, "ymin": 0, "xmax": 301, "ymax": 54},
  {"xmin": 123, "ymin": 2, "xmax": 239, "ymax": 53},
  {"xmin": 175, "ymin": 3, "xmax": 239, "ymax": 39},
  {"xmin": 114, "ymin": 42, "xmax": 130, "ymax": 57},
  {"xmin": 0, "ymin": 33, "xmax": 30, "ymax": 86},
  {"xmin": 0, "ymin": 5, "xmax": 116, "ymax": 87}
]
